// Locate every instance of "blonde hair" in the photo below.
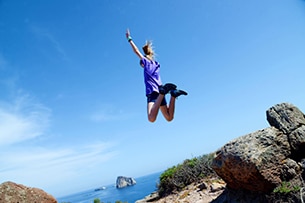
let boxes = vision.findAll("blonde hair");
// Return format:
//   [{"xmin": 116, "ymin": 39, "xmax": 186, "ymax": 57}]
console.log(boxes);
[{"xmin": 142, "ymin": 41, "xmax": 155, "ymax": 60}]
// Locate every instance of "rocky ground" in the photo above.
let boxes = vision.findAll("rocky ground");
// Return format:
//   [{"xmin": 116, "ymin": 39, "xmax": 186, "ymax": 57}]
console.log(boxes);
[
  {"xmin": 0, "ymin": 181, "xmax": 57, "ymax": 203},
  {"xmin": 136, "ymin": 178, "xmax": 225, "ymax": 203}
]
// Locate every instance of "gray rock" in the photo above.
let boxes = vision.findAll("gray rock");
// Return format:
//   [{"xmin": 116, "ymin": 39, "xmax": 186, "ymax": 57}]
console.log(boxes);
[
  {"xmin": 289, "ymin": 125, "xmax": 305, "ymax": 152},
  {"xmin": 116, "ymin": 176, "xmax": 136, "ymax": 188},
  {"xmin": 266, "ymin": 103, "xmax": 305, "ymax": 134}
]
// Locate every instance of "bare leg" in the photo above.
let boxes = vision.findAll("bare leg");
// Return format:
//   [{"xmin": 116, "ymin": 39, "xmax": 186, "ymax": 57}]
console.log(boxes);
[
  {"xmin": 160, "ymin": 96, "xmax": 176, "ymax": 122},
  {"xmin": 147, "ymin": 94, "xmax": 165, "ymax": 122}
]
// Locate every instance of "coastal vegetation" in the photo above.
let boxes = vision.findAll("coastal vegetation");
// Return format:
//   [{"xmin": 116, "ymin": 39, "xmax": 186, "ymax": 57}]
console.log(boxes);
[
  {"xmin": 93, "ymin": 199, "xmax": 127, "ymax": 203},
  {"xmin": 157, "ymin": 153, "xmax": 218, "ymax": 197},
  {"xmin": 273, "ymin": 181, "xmax": 301, "ymax": 194}
]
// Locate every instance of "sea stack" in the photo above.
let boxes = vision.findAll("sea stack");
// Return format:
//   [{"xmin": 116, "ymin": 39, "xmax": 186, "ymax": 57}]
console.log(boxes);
[{"xmin": 116, "ymin": 176, "xmax": 136, "ymax": 188}]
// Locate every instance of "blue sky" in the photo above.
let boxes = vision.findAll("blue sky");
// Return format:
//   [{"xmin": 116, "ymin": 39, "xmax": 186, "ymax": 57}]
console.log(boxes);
[{"xmin": 1, "ymin": 0, "xmax": 305, "ymax": 198}]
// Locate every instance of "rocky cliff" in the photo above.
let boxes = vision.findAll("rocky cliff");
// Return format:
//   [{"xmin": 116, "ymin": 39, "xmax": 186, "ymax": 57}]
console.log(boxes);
[
  {"xmin": 0, "ymin": 181, "xmax": 57, "ymax": 203},
  {"xmin": 212, "ymin": 102, "xmax": 305, "ymax": 202},
  {"xmin": 137, "ymin": 103, "xmax": 305, "ymax": 203},
  {"xmin": 116, "ymin": 176, "xmax": 136, "ymax": 188}
]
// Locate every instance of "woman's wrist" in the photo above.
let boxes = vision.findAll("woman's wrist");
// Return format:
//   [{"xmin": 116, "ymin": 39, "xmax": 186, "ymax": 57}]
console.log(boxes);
[{"xmin": 127, "ymin": 36, "xmax": 132, "ymax": 42}]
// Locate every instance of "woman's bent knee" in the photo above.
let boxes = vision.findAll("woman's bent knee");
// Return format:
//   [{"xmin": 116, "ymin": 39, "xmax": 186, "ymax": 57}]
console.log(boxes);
[
  {"xmin": 165, "ymin": 116, "xmax": 174, "ymax": 122},
  {"xmin": 148, "ymin": 116, "xmax": 156, "ymax": 123}
]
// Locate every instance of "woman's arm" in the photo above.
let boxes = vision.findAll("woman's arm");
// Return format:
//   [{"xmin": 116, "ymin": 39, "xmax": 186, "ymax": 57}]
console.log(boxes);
[{"xmin": 126, "ymin": 29, "xmax": 144, "ymax": 60}]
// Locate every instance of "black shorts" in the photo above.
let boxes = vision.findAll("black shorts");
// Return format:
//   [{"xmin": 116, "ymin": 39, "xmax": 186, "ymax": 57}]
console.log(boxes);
[{"xmin": 146, "ymin": 91, "xmax": 167, "ymax": 106}]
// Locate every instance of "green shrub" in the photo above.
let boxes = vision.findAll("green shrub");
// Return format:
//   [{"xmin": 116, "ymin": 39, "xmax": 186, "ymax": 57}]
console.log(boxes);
[
  {"xmin": 158, "ymin": 153, "xmax": 217, "ymax": 197},
  {"xmin": 273, "ymin": 181, "xmax": 301, "ymax": 194},
  {"xmin": 94, "ymin": 198, "xmax": 101, "ymax": 203},
  {"xmin": 160, "ymin": 166, "xmax": 177, "ymax": 182}
]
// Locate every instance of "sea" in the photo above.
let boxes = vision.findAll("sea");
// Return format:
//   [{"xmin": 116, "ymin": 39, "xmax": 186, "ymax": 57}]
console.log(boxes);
[{"xmin": 57, "ymin": 171, "xmax": 162, "ymax": 203}]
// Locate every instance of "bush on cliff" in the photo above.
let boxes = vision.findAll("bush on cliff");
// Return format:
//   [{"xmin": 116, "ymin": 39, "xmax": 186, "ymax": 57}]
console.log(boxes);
[
  {"xmin": 158, "ymin": 153, "xmax": 218, "ymax": 197},
  {"xmin": 94, "ymin": 198, "xmax": 101, "ymax": 203}
]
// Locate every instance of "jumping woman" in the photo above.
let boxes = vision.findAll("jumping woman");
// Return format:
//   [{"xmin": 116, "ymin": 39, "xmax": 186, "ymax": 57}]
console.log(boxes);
[{"xmin": 126, "ymin": 29, "xmax": 187, "ymax": 122}]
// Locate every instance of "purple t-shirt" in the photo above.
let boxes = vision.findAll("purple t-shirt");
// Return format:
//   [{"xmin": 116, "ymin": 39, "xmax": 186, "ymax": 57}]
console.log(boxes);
[{"xmin": 141, "ymin": 57, "xmax": 162, "ymax": 95}]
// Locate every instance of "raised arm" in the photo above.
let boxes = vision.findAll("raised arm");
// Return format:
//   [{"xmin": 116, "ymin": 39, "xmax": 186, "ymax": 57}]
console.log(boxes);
[{"xmin": 126, "ymin": 29, "xmax": 144, "ymax": 60}]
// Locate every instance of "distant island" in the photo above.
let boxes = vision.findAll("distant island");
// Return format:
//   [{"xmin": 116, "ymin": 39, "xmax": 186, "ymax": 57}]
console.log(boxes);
[{"xmin": 116, "ymin": 176, "xmax": 136, "ymax": 188}]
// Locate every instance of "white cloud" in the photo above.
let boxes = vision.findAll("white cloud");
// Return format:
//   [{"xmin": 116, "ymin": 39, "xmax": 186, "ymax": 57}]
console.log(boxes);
[
  {"xmin": 0, "ymin": 142, "xmax": 118, "ymax": 197},
  {"xmin": 0, "ymin": 90, "xmax": 119, "ymax": 196},
  {"xmin": 0, "ymin": 93, "xmax": 50, "ymax": 146},
  {"xmin": 2, "ymin": 142, "xmax": 116, "ymax": 171}
]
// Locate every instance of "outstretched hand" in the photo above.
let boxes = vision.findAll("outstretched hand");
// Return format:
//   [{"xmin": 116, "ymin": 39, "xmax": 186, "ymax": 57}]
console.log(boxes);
[
  {"xmin": 125, "ymin": 29, "xmax": 142, "ymax": 59},
  {"xmin": 126, "ymin": 29, "xmax": 130, "ymax": 39}
]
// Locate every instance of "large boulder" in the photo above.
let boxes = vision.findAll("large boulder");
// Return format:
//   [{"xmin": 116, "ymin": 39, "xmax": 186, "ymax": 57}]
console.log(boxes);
[
  {"xmin": 212, "ymin": 127, "xmax": 291, "ymax": 192},
  {"xmin": 212, "ymin": 103, "xmax": 305, "ymax": 193},
  {"xmin": 116, "ymin": 176, "xmax": 136, "ymax": 188},
  {"xmin": 0, "ymin": 181, "xmax": 57, "ymax": 203}
]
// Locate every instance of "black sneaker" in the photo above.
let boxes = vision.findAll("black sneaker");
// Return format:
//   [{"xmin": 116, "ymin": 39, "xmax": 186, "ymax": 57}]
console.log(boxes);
[
  {"xmin": 159, "ymin": 83, "xmax": 177, "ymax": 95},
  {"xmin": 170, "ymin": 89, "xmax": 188, "ymax": 98}
]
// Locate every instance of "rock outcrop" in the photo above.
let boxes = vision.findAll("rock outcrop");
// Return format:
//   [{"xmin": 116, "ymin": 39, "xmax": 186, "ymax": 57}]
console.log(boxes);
[
  {"xmin": 137, "ymin": 102, "xmax": 305, "ymax": 203},
  {"xmin": 0, "ymin": 181, "xmax": 57, "ymax": 203},
  {"xmin": 116, "ymin": 176, "xmax": 136, "ymax": 188},
  {"xmin": 211, "ymin": 103, "xmax": 305, "ymax": 201}
]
